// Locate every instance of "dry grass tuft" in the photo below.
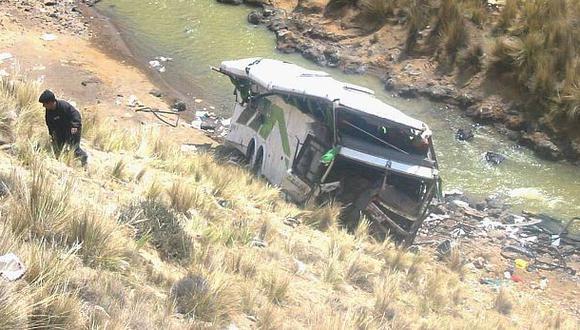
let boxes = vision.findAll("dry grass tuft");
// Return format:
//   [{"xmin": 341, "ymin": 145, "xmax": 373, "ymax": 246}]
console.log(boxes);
[
  {"xmin": 65, "ymin": 210, "xmax": 129, "ymax": 269},
  {"xmin": 170, "ymin": 271, "xmax": 239, "ymax": 323},
  {"xmin": 494, "ymin": 287, "xmax": 513, "ymax": 315},
  {"xmin": 373, "ymin": 272, "xmax": 400, "ymax": 322},
  {"xmin": 260, "ymin": 270, "xmax": 290, "ymax": 305},
  {"xmin": 8, "ymin": 163, "xmax": 74, "ymax": 238},
  {"xmin": 304, "ymin": 201, "xmax": 342, "ymax": 231}
]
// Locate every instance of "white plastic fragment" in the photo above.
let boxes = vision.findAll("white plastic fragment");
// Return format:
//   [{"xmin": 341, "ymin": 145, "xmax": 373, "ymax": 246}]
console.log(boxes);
[
  {"xmin": 40, "ymin": 33, "xmax": 57, "ymax": 41},
  {"xmin": 0, "ymin": 52, "xmax": 13, "ymax": 61},
  {"xmin": 0, "ymin": 253, "xmax": 26, "ymax": 281}
]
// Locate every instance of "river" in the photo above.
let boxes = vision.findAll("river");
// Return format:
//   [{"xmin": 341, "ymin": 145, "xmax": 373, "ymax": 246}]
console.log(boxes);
[{"xmin": 97, "ymin": 0, "xmax": 579, "ymax": 223}]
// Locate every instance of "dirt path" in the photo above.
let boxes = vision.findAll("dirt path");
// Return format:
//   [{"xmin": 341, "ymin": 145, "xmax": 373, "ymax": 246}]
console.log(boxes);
[{"xmin": 0, "ymin": 2, "xmax": 214, "ymax": 147}]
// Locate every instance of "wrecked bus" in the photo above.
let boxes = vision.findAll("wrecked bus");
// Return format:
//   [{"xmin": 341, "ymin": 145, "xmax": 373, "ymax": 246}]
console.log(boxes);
[{"xmin": 215, "ymin": 58, "xmax": 441, "ymax": 245}]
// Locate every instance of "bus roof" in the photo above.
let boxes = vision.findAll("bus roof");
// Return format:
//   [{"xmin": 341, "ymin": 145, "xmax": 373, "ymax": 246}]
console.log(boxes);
[{"xmin": 219, "ymin": 58, "xmax": 427, "ymax": 131}]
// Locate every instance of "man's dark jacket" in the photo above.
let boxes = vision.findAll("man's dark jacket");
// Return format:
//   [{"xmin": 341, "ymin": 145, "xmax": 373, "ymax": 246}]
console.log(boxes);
[{"xmin": 45, "ymin": 100, "xmax": 82, "ymax": 144}]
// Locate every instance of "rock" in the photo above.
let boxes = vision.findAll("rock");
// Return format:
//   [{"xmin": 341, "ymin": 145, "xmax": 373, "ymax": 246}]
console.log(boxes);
[
  {"xmin": 302, "ymin": 45, "xmax": 326, "ymax": 66},
  {"xmin": 505, "ymin": 115, "xmax": 526, "ymax": 131},
  {"xmin": 247, "ymin": 11, "xmax": 262, "ymax": 25},
  {"xmin": 149, "ymin": 89, "xmax": 163, "ymax": 98},
  {"xmin": 323, "ymin": 47, "xmax": 340, "ymax": 67},
  {"xmin": 172, "ymin": 100, "xmax": 187, "ymax": 112},
  {"xmin": 484, "ymin": 151, "xmax": 506, "ymax": 165},
  {"xmin": 455, "ymin": 128, "xmax": 474, "ymax": 141},
  {"xmin": 398, "ymin": 85, "xmax": 419, "ymax": 98},
  {"xmin": 421, "ymin": 85, "xmax": 456, "ymax": 103},
  {"xmin": 519, "ymin": 132, "xmax": 563, "ymax": 161},
  {"xmin": 44, "ymin": 1, "xmax": 57, "ymax": 6},
  {"xmin": 473, "ymin": 257, "xmax": 486, "ymax": 269},
  {"xmin": 217, "ymin": 0, "xmax": 243, "ymax": 5},
  {"xmin": 245, "ymin": 0, "xmax": 269, "ymax": 6},
  {"xmin": 485, "ymin": 196, "xmax": 505, "ymax": 210}
]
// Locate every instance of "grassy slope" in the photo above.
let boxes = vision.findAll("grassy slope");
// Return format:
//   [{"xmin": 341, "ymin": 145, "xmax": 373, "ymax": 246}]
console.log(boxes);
[
  {"xmin": 325, "ymin": 0, "xmax": 579, "ymax": 132},
  {"xmin": 0, "ymin": 75, "xmax": 577, "ymax": 329}
]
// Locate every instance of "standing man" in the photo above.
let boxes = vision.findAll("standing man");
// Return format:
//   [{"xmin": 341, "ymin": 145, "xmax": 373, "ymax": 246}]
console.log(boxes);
[{"xmin": 39, "ymin": 90, "xmax": 88, "ymax": 166}]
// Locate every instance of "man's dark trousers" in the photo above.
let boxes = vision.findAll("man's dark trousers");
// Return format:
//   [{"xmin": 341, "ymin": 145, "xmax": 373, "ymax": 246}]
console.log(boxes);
[{"xmin": 52, "ymin": 128, "xmax": 88, "ymax": 165}]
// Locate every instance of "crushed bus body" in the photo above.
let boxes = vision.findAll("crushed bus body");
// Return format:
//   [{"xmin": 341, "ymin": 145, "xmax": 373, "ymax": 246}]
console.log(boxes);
[{"xmin": 214, "ymin": 58, "xmax": 441, "ymax": 245}]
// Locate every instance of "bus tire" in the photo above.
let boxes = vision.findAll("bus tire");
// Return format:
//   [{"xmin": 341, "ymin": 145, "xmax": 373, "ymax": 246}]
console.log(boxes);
[{"xmin": 253, "ymin": 147, "xmax": 264, "ymax": 176}]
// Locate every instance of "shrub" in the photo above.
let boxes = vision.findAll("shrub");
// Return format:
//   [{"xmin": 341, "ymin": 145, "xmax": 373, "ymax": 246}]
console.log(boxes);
[
  {"xmin": 119, "ymin": 200, "xmax": 192, "ymax": 261},
  {"xmin": 494, "ymin": 288, "xmax": 513, "ymax": 315},
  {"xmin": 357, "ymin": 0, "xmax": 399, "ymax": 31},
  {"xmin": 261, "ymin": 270, "xmax": 290, "ymax": 305},
  {"xmin": 170, "ymin": 271, "xmax": 239, "ymax": 323},
  {"xmin": 66, "ymin": 210, "xmax": 129, "ymax": 269},
  {"xmin": 9, "ymin": 163, "xmax": 74, "ymax": 239},
  {"xmin": 303, "ymin": 201, "xmax": 341, "ymax": 231}
]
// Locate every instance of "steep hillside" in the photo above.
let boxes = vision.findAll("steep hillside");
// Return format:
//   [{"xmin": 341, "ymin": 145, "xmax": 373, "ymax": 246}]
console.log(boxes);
[{"xmin": 0, "ymin": 71, "xmax": 577, "ymax": 329}]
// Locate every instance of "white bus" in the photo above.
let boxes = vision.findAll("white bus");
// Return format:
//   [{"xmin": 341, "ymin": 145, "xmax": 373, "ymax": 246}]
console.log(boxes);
[{"xmin": 215, "ymin": 58, "xmax": 441, "ymax": 245}]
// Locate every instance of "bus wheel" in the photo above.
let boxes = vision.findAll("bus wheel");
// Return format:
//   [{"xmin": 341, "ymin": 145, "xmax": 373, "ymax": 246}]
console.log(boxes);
[
  {"xmin": 252, "ymin": 147, "xmax": 264, "ymax": 176},
  {"xmin": 246, "ymin": 139, "xmax": 256, "ymax": 164}
]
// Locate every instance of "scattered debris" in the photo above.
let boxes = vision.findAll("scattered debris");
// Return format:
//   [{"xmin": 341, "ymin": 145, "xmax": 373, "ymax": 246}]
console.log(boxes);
[
  {"xmin": 127, "ymin": 95, "xmax": 140, "ymax": 107},
  {"xmin": 250, "ymin": 238, "xmax": 267, "ymax": 248},
  {"xmin": 0, "ymin": 253, "xmax": 26, "ymax": 281},
  {"xmin": 283, "ymin": 217, "xmax": 301, "ymax": 227}
]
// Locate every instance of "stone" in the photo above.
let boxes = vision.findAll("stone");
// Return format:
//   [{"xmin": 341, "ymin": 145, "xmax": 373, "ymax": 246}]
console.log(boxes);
[
  {"xmin": 172, "ymin": 100, "xmax": 187, "ymax": 112},
  {"xmin": 484, "ymin": 151, "xmax": 506, "ymax": 165},
  {"xmin": 398, "ymin": 85, "xmax": 419, "ymax": 98},
  {"xmin": 247, "ymin": 11, "xmax": 262, "ymax": 25},
  {"xmin": 519, "ymin": 132, "xmax": 563, "ymax": 161},
  {"xmin": 217, "ymin": 0, "xmax": 243, "ymax": 5},
  {"xmin": 149, "ymin": 89, "xmax": 163, "ymax": 98},
  {"xmin": 456, "ymin": 128, "xmax": 474, "ymax": 141},
  {"xmin": 505, "ymin": 115, "xmax": 526, "ymax": 131}
]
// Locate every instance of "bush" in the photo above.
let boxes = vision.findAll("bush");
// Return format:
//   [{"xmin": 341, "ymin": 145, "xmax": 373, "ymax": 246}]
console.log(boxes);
[
  {"xmin": 357, "ymin": 0, "xmax": 399, "ymax": 31},
  {"xmin": 9, "ymin": 163, "xmax": 74, "ymax": 239},
  {"xmin": 119, "ymin": 200, "xmax": 192, "ymax": 262},
  {"xmin": 66, "ymin": 210, "xmax": 129, "ymax": 269},
  {"xmin": 170, "ymin": 271, "xmax": 239, "ymax": 323}
]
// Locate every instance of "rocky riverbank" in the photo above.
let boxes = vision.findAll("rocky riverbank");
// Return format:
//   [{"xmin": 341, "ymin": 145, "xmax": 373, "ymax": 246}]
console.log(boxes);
[{"xmin": 234, "ymin": 0, "xmax": 580, "ymax": 164}]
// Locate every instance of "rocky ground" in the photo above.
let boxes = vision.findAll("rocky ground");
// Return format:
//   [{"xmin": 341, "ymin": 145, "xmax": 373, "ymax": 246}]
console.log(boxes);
[{"xmin": 235, "ymin": 0, "xmax": 580, "ymax": 164}]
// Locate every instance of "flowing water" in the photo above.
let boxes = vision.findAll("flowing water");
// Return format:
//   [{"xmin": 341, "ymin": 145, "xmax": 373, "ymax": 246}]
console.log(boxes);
[{"xmin": 98, "ymin": 0, "xmax": 579, "ymax": 222}]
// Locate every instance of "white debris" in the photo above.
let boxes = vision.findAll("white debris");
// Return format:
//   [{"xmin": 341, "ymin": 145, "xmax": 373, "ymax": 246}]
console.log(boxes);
[
  {"xmin": 294, "ymin": 259, "xmax": 306, "ymax": 275},
  {"xmin": 127, "ymin": 95, "xmax": 139, "ymax": 107},
  {"xmin": 452, "ymin": 200, "xmax": 470, "ymax": 209},
  {"xmin": 444, "ymin": 189, "xmax": 463, "ymax": 196},
  {"xmin": 155, "ymin": 56, "xmax": 173, "ymax": 62},
  {"xmin": 0, "ymin": 253, "xmax": 26, "ymax": 281},
  {"xmin": 0, "ymin": 69, "xmax": 8, "ymax": 77},
  {"xmin": 190, "ymin": 118, "xmax": 202, "ymax": 129},
  {"xmin": 0, "ymin": 52, "xmax": 13, "ymax": 61},
  {"xmin": 149, "ymin": 60, "xmax": 161, "ymax": 68},
  {"xmin": 40, "ymin": 33, "xmax": 57, "ymax": 41}
]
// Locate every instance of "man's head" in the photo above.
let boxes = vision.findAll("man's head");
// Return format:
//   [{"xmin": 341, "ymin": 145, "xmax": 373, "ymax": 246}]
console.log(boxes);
[{"xmin": 39, "ymin": 90, "xmax": 57, "ymax": 110}]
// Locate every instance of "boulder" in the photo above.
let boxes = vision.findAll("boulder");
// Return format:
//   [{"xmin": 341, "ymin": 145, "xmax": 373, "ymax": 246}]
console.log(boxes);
[
  {"xmin": 484, "ymin": 151, "xmax": 506, "ymax": 165},
  {"xmin": 397, "ymin": 85, "xmax": 419, "ymax": 98},
  {"xmin": 247, "ymin": 11, "xmax": 262, "ymax": 25},
  {"xmin": 519, "ymin": 132, "xmax": 563, "ymax": 161},
  {"xmin": 455, "ymin": 128, "xmax": 474, "ymax": 141},
  {"xmin": 172, "ymin": 100, "xmax": 187, "ymax": 112},
  {"xmin": 217, "ymin": 0, "xmax": 243, "ymax": 5}
]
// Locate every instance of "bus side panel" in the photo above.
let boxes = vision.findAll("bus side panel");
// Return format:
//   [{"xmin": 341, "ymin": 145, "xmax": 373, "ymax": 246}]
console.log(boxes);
[
  {"xmin": 225, "ymin": 102, "xmax": 259, "ymax": 155},
  {"xmin": 261, "ymin": 95, "xmax": 317, "ymax": 185}
]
